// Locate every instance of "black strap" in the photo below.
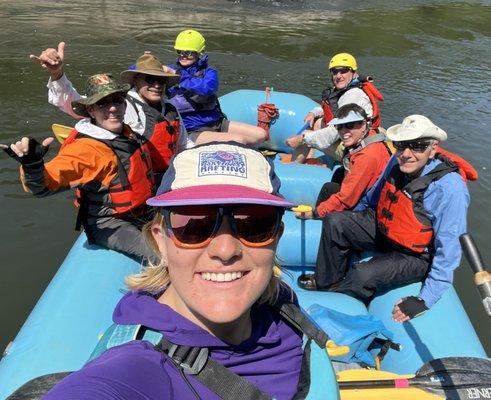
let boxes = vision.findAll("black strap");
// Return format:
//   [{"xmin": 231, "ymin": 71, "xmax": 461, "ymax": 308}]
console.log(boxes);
[
  {"xmin": 126, "ymin": 95, "xmax": 143, "ymax": 124},
  {"xmin": 368, "ymin": 338, "xmax": 401, "ymax": 363},
  {"xmin": 74, "ymin": 191, "xmax": 87, "ymax": 231},
  {"xmin": 155, "ymin": 337, "xmax": 272, "ymax": 400},
  {"xmin": 277, "ymin": 302, "xmax": 329, "ymax": 348},
  {"xmin": 292, "ymin": 338, "xmax": 312, "ymax": 400},
  {"xmin": 6, "ymin": 372, "xmax": 71, "ymax": 400}
]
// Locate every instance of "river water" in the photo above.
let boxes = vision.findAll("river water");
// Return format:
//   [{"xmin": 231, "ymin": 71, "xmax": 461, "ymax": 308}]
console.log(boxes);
[{"xmin": 0, "ymin": 0, "xmax": 490, "ymax": 356}]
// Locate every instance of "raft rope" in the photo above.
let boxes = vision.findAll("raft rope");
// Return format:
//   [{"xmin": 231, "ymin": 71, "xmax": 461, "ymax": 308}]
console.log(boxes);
[{"xmin": 257, "ymin": 86, "xmax": 279, "ymax": 140}]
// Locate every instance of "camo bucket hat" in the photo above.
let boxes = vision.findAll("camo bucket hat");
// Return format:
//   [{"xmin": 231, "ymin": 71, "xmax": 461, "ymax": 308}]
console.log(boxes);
[{"xmin": 71, "ymin": 73, "xmax": 130, "ymax": 118}]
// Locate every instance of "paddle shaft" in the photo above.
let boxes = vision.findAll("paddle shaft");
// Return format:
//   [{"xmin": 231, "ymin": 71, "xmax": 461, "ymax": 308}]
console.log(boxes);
[
  {"xmin": 297, "ymin": 122, "xmax": 310, "ymax": 135},
  {"xmin": 339, "ymin": 374, "xmax": 485, "ymax": 390},
  {"xmin": 339, "ymin": 378, "xmax": 412, "ymax": 389},
  {"xmin": 460, "ymin": 233, "xmax": 491, "ymax": 317},
  {"xmin": 339, "ymin": 357, "xmax": 491, "ymax": 393}
]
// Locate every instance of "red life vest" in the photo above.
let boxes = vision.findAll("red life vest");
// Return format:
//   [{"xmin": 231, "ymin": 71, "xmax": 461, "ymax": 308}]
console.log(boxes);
[
  {"xmin": 321, "ymin": 76, "xmax": 384, "ymax": 128},
  {"xmin": 376, "ymin": 155, "xmax": 458, "ymax": 253},
  {"xmin": 126, "ymin": 97, "xmax": 181, "ymax": 172},
  {"xmin": 436, "ymin": 146, "xmax": 478, "ymax": 182},
  {"xmin": 63, "ymin": 127, "xmax": 155, "ymax": 226}
]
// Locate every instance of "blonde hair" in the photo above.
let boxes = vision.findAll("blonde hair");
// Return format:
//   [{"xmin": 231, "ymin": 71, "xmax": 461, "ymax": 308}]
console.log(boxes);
[{"xmin": 125, "ymin": 210, "xmax": 284, "ymax": 305}]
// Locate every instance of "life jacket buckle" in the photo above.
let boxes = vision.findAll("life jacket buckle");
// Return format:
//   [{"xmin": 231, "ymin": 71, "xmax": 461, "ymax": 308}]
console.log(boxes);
[
  {"xmin": 387, "ymin": 191, "xmax": 398, "ymax": 203},
  {"xmin": 167, "ymin": 343, "xmax": 209, "ymax": 375},
  {"xmin": 382, "ymin": 208, "xmax": 393, "ymax": 221}
]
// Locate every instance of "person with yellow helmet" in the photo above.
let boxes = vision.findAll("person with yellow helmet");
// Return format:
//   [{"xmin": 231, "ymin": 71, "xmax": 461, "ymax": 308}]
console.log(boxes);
[
  {"xmin": 165, "ymin": 29, "xmax": 268, "ymax": 147},
  {"xmin": 286, "ymin": 52, "xmax": 384, "ymax": 163}
]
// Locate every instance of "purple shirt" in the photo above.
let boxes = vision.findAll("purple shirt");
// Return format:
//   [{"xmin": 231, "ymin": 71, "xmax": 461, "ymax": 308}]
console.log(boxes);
[{"xmin": 44, "ymin": 291, "xmax": 303, "ymax": 399}]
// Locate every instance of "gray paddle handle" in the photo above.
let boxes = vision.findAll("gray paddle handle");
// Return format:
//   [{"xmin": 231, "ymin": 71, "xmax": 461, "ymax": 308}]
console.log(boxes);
[
  {"xmin": 460, "ymin": 233, "xmax": 491, "ymax": 317},
  {"xmin": 460, "ymin": 233, "xmax": 485, "ymax": 272}
]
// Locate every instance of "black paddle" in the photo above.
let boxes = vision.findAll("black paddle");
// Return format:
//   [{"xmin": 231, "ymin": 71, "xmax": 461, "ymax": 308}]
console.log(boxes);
[
  {"xmin": 460, "ymin": 233, "xmax": 491, "ymax": 317},
  {"xmin": 338, "ymin": 357, "xmax": 491, "ymax": 399}
]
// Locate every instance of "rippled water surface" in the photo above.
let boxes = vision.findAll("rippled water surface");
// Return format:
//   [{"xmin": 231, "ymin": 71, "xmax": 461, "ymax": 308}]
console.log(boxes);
[{"xmin": 1, "ymin": 0, "xmax": 490, "ymax": 354}]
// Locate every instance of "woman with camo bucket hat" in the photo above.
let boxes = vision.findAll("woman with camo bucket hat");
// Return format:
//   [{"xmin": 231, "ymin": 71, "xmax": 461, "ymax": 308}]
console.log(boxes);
[{"xmin": 1, "ymin": 73, "xmax": 159, "ymax": 261}]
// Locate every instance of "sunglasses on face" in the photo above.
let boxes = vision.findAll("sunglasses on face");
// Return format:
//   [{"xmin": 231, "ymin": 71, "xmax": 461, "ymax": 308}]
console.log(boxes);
[
  {"xmin": 177, "ymin": 50, "xmax": 197, "ymax": 58},
  {"xmin": 162, "ymin": 205, "xmax": 283, "ymax": 249},
  {"xmin": 393, "ymin": 140, "xmax": 432, "ymax": 152},
  {"xmin": 95, "ymin": 95, "xmax": 126, "ymax": 109},
  {"xmin": 330, "ymin": 67, "xmax": 351, "ymax": 75},
  {"xmin": 335, "ymin": 120, "xmax": 364, "ymax": 131},
  {"xmin": 141, "ymin": 75, "xmax": 167, "ymax": 86}
]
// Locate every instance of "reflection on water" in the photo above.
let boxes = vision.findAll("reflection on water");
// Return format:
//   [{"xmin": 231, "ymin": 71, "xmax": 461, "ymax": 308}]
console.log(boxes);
[{"xmin": 0, "ymin": 0, "xmax": 490, "ymax": 354}]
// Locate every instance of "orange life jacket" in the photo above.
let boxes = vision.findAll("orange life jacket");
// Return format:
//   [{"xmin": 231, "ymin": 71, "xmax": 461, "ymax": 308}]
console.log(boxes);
[
  {"xmin": 126, "ymin": 97, "xmax": 181, "ymax": 172},
  {"xmin": 436, "ymin": 146, "xmax": 478, "ymax": 182},
  {"xmin": 63, "ymin": 127, "xmax": 155, "ymax": 228},
  {"xmin": 376, "ymin": 155, "xmax": 458, "ymax": 253},
  {"xmin": 321, "ymin": 76, "xmax": 384, "ymax": 128}
]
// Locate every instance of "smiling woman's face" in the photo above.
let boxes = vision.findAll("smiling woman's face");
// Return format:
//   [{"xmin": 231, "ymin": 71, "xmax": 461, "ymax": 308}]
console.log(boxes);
[{"xmin": 152, "ymin": 215, "xmax": 278, "ymax": 331}]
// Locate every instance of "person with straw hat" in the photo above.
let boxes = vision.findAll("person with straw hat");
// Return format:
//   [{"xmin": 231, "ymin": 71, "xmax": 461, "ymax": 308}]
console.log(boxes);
[
  {"xmin": 1, "ymin": 74, "xmax": 159, "ymax": 261},
  {"xmin": 31, "ymin": 42, "xmax": 187, "ymax": 173},
  {"xmin": 299, "ymin": 115, "xmax": 470, "ymax": 322}
]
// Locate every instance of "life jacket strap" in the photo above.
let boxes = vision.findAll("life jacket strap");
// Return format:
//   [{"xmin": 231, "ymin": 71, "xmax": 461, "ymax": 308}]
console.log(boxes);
[{"xmin": 155, "ymin": 337, "xmax": 272, "ymax": 400}]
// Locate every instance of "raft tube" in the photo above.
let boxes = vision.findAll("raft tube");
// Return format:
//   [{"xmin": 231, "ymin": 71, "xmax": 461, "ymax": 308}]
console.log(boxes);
[{"xmin": 220, "ymin": 89, "xmax": 320, "ymax": 154}]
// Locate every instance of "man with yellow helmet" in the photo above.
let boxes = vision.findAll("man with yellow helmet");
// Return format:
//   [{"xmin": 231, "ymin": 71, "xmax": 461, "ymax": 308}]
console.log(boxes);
[
  {"xmin": 286, "ymin": 53, "xmax": 384, "ymax": 163},
  {"xmin": 165, "ymin": 29, "xmax": 268, "ymax": 147}
]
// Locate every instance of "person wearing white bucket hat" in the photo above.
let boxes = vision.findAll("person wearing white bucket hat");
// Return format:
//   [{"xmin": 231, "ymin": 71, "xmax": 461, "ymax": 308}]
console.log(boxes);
[{"xmin": 303, "ymin": 114, "xmax": 470, "ymax": 323}]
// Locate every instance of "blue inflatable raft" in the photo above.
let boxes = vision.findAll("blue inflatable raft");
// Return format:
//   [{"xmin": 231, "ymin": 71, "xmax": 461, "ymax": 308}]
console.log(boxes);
[{"xmin": 0, "ymin": 90, "xmax": 487, "ymax": 399}]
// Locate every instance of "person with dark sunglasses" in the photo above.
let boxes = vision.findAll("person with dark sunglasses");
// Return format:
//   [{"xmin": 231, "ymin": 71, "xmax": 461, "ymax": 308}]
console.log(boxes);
[
  {"xmin": 294, "ymin": 103, "xmax": 391, "ymax": 221},
  {"xmin": 41, "ymin": 142, "xmax": 333, "ymax": 399},
  {"xmin": 299, "ymin": 115, "xmax": 472, "ymax": 324},
  {"xmin": 1, "ymin": 74, "xmax": 157, "ymax": 261},
  {"xmin": 163, "ymin": 29, "xmax": 269, "ymax": 147},
  {"xmin": 31, "ymin": 43, "xmax": 188, "ymax": 172},
  {"xmin": 286, "ymin": 53, "xmax": 384, "ymax": 163}
]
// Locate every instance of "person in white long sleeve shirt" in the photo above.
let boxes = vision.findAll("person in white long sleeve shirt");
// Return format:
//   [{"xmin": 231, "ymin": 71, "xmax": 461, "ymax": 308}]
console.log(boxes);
[
  {"xmin": 286, "ymin": 53, "xmax": 383, "ymax": 163},
  {"xmin": 32, "ymin": 42, "xmax": 189, "ymax": 153}
]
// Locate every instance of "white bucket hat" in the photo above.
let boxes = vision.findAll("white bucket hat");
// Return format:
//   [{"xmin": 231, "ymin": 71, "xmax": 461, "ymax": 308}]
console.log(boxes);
[{"xmin": 386, "ymin": 115, "xmax": 447, "ymax": 142}]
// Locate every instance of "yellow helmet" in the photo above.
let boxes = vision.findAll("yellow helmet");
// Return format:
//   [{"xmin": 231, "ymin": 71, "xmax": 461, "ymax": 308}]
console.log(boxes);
[
  {"xmin": 174, "ymin": 29, "xmax": 206, "ymax": 53},
  {"xmin": 329, "ymin": 53, "xmax": 357, "ymax": 71}
]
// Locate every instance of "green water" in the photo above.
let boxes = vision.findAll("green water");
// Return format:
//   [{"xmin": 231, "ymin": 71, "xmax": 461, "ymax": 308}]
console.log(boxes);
[{"xmin": 1, "ymin": 0, "xmax": 490, "ymax": 357}]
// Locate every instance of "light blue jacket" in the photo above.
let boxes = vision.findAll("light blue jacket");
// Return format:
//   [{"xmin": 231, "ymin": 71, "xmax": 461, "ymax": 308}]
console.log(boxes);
[{"xmin": 356, "ymin": 156, "xmax": 470, "ymax": 307}]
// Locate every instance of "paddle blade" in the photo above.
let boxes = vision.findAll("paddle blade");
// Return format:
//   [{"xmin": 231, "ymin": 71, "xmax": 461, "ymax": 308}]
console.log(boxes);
[
  {"xmin": 417, "ymin": 356, "xmax": 491, "ymax": 378},
  {"xmin": 339, "ymin": 357, "xmax": 491, "ymax": 399},
  {"xmin": 51, "ymin": 124, "xmax": 73, "ymax": 144},
  {"xmin": 415, "ymin": 357, "xmax": 491, "ymax": 399}
]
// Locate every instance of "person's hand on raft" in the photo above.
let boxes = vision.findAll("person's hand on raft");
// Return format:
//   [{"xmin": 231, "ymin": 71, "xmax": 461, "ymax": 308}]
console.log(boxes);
[
  {"xmin": 1, "ymin": 137, "xmax": 54, "ymax": 165},
  {"xmin": 292, "ymin": 205, "xmax": 314, "ymax": 220},
  {"xmin": 303, "ymin": 111, "xmax": 316, "ymax": 128},
  {"xmin": 392, "ymin": 296, "xmax": 428, "ymax": 323},
  {"xmin": 30, "ymin": 41, "xmax": 65, "ymax": 81},
  {"xmin": 285, "ymin": 134, "xmax": 304, "ymax": 149}
]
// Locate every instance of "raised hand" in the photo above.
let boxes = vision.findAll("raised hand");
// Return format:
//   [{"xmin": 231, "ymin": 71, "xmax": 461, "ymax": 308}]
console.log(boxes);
[
  {"xmin": 30, "ymin": 42, "xmax": 66, "ymax": 81},
  {"xmin": 1, "ymin": 137, "xmax": 54, "ymax": 166}
]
